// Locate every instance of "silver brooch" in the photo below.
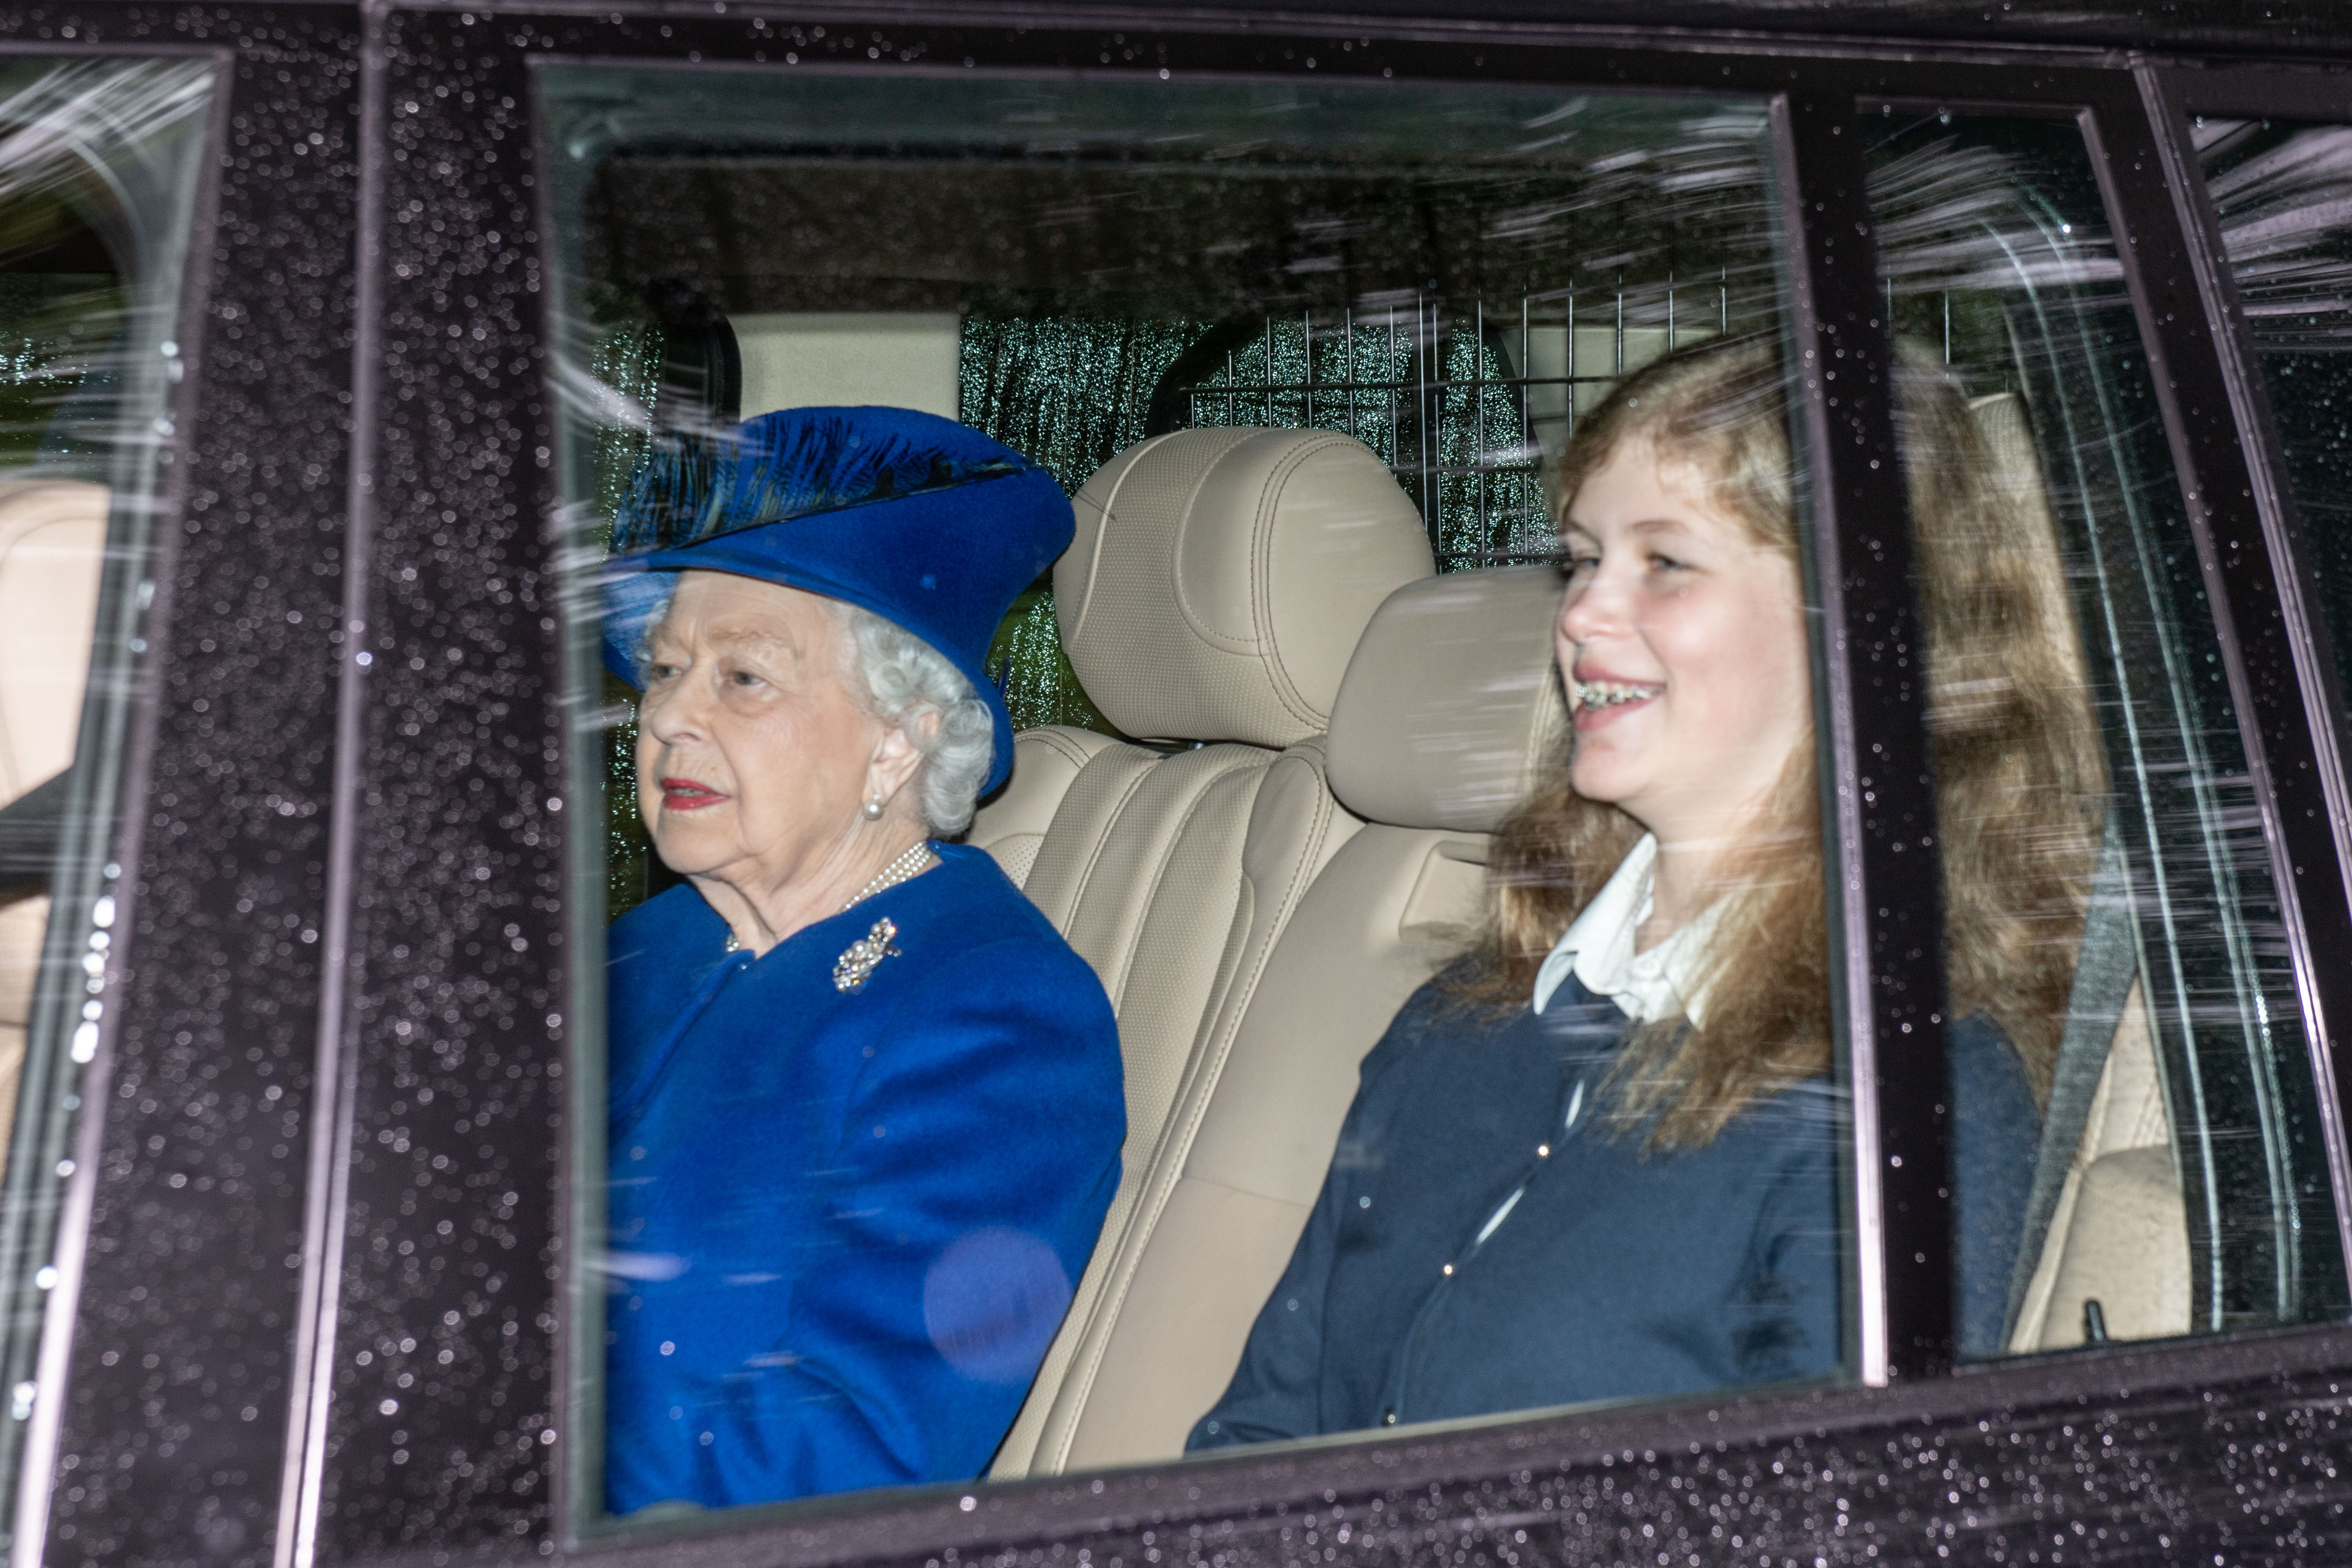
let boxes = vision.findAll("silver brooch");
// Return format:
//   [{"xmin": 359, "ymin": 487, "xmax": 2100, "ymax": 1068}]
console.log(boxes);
[{"xmin": 833, "ymin": 917, "xmax": 900, "ymax": 993}]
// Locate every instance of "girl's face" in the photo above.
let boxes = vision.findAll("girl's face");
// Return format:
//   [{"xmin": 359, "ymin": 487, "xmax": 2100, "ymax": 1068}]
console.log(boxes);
[{"xmin": 1556, "ymin": 434, "xmax": 1812, "ymax": 852}]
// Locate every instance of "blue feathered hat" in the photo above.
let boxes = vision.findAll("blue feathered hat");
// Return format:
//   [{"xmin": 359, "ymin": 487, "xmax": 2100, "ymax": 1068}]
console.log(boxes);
[{"xmin": 602, "ymin": 407, "xmax": 1071, "ymax": 795}]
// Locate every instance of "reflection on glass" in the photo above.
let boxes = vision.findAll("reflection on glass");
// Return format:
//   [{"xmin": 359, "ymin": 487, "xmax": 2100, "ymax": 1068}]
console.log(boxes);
[
  {"xmin": 542, "ymin": 66, "xmax": 1877, "ymax": 1526},
  {"xmin": 1865, "ymin": 109, "xmax": 2349, "ymax": 1354},
  {"xmin": 0, "ymin": 56, "xmax": 211, "ymax": 1531},
  {"xmin": 2196, "ymin": 119, "xmax": 2352, "ymax": 723}
]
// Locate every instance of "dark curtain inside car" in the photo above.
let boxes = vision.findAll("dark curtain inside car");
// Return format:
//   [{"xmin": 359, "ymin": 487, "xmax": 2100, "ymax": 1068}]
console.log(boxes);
[{"xmin": 959, "ymin": 316, "xmax": 1199, "ymax": 735}]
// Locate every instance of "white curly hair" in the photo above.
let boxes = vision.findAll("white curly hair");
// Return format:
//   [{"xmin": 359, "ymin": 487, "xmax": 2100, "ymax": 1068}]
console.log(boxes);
[{"xmin": 831, "ymin": 602, "xmax": 996, "ymax": 835}]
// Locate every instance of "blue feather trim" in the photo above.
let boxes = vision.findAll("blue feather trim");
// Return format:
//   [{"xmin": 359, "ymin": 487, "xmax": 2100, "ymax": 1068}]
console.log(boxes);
[{"xmin": 612, "ymin": 407, "xmax": 1032, "ymax": 557}]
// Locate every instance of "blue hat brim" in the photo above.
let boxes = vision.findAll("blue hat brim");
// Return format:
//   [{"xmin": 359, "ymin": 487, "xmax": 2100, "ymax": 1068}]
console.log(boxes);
[{"xmin": 601, "ymin": 476, "xmax": 1064, "ymax": 799}]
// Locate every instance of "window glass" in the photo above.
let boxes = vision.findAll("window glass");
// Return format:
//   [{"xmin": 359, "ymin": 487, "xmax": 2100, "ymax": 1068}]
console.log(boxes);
[
  {"xmin": 0, "ymin": 56, "xmax": 212, "ymax": 1517},
  {"xmin": 2195, "ymin": 120, "xmax": 2352, "ymax": 735},
  {"xmin": 1863, "ymin": 108, "xmax": 2349, "ymax": 1356},
  {"xmin": 542, "ymin": 64, "xmax": 1883, "ymax": 1528}
]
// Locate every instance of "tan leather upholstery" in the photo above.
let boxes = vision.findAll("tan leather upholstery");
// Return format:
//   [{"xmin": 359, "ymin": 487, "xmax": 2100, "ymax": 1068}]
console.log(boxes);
[
  {"xmin": 1970, "ymin": 391, "xmax": 2190, "ymax": 1353},
  {"xmin": 0, "ymin": 478, "xmax": 106, "ymax": 804},
  {"xmin": 0, "ymin": 478, "xmax": 108, "ymax": 1175},
  {"xmin": 2008, "ymin": 983, "xmax": 2190, "ymax": 1350},
  {"xmin": 0, "ymin": 892, "xmax": 39, "ymax": 1160},
  {"xmin": 973, "ymin": 428, "xmax": 1434, "ymax": 1473},
  {"xmin": 1015, "ymin": 566, "xmax": 1564, "ymax": 1474},
  {"xmin": 968, "ymin": 726, "xmax": 1118, "ymax": 890},
  {"xmin": 1325, "ymin": 566, "xmax": 1567, "ymax": 833},
  {"xmin": 1057, "ymin": 428, "xmax": 1436, "ymax": 747}
]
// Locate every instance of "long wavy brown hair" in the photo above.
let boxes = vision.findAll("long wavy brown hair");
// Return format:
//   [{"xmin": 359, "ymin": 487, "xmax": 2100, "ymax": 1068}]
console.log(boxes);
[{"xmin": 1461, "ymin": 338, "xmax": 2107, "ymax": 1149}]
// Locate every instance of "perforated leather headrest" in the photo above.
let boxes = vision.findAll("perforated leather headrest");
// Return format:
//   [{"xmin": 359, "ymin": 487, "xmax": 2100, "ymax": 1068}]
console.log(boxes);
[
  {"xmin": 1326, "ymin": 566, "xmax": 1568, "ymax": 833},
  {"xmin": 1056, "ymin": 429, "xmax": 1435, "ymax": 748}
]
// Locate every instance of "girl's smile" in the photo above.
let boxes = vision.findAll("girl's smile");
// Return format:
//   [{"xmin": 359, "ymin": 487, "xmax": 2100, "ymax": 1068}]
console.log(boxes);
[{"xmin": 1566, "ymin": 666, "xmax": 1665, "ymax": 728}]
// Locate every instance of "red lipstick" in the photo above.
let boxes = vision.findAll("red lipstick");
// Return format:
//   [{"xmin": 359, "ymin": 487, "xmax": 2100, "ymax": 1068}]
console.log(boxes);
[{"xmin": 658, "ymin": 776, "xmax": 728, "ymax": 812}]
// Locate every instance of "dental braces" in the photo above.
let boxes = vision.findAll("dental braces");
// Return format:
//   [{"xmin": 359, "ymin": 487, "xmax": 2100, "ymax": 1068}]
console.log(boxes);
[{"xmin": 1569, "ymin": 678, "xmax": 1662, "ymax": 713}]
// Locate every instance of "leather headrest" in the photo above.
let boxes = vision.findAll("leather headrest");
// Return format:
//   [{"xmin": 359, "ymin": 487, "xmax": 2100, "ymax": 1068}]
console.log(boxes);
[
  {"xmin": 0, "ymin": 479, "xmax": 107, "ymax": 809},
  {"xmin": 1056, "ymin": 429, "xmax": 1435, "ymax": 748},
  {"xmin": 1326, "ymin": 566, "xmax": 1567, "ymax": 833}
]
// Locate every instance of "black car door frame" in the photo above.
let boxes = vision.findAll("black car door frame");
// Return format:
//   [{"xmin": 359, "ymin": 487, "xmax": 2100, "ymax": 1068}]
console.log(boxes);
[
  {"xmin": 306, "ymin": 14, "xmax": 2352, "ymax": 1564},
  {"xmin": 2139, "ymin": 59, "xmax": 2352, "ymax": 1248},
  {"xmin": 9, "ymin": 7, "xmax": 2352, "ymax": 1566},
  {"xmin": 0, "ymin": 8, "xmax": 367, "ymax": 1566}
]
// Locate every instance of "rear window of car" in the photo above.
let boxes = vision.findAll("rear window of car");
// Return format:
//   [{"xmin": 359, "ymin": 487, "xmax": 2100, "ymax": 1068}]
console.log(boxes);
[
  {"xmin": 0, "ymin": 52, "xmax": 214, "ymax": 1514},
  {"xmin": 521, "ymin": 45, "xmax": 2352, "ymax": 1547}
]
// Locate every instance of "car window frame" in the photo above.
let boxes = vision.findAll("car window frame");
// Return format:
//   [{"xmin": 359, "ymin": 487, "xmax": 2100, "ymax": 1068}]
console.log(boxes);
[
  {"xmin": 496, "ymin": 20, "xmax": 2352, "ymax": 1561},
  {"xmin": 2142, "ymin": 62, "xmax": 2352, "ymax": 1252},
  {"xmin": 0, "ymin": 15, "xmax": 361, "ymax": 1565},
  {"xmin": 23, "ymin": 7, "xmax": 2352, "ymax": 1565}
]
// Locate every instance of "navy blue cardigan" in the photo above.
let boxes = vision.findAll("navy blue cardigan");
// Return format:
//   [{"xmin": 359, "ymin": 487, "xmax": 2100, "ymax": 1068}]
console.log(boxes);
[
  {"xmin": 603, "ymin": 844, "xmax": 1124, "ymax": 1513},
  {"xmin": 1189, "ymin": 975, "xmax": 2037, "ymax": 1449}
]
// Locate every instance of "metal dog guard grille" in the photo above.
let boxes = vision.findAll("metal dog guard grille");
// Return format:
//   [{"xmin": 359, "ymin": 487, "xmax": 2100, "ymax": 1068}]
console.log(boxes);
[{"xmin": 1170, "ymin": 281, "xmax": 1734, "ymax": 570}]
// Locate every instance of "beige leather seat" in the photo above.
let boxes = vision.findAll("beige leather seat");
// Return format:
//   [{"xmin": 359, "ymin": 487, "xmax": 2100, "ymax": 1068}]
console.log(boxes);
[
  {"xmin": 2007, "ymin": 985, "xmax": 2188, "ymax": 1349},
  {"xmin": 1971, "ymin": 392, "xmax": 2189, "ymax": 1352},
  {"xmin": 966, "ymin": 427, "xmax": 1435, "ymax": 1473},
  {"xmin": 1000, "ymin": 564, "xmax": 1566, "ymax": 1474},
  {"xmin": 0, "ymin": 477, "xmax": 110, "ymax": 1167}
]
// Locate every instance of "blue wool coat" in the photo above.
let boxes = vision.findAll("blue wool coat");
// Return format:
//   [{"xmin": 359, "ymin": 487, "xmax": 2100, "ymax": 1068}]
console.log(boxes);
[
  {"xmin": 1189, "ymin": 975, "xmax": 2037, "ymax": 1449},
  {"xmin": 603, "ymin": 844, "xmax": 1124, "ymax": 1514}
]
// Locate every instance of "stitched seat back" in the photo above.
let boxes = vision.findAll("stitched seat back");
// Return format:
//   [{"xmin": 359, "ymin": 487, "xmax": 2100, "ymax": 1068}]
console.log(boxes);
[
  {"xmin": 968, "ymin": 427, "xmax": 1434, "ymax": 1474},
  {"xmin": 1017, "ymin": 565, "xmax": 1566, "ymax": 1474},
  {"xmin": 0, "ymin": 479, "xmax": 109, "ymax": 1172},
  {"xmin": 1969, "ymin": 392, "xmax": 2189, "ymax": 1351}
]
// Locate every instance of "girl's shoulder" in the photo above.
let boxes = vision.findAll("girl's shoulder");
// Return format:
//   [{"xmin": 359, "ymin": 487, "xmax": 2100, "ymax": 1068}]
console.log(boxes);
[{"xmin": 1358, "ymin": 964, "xmax": 1550, "ymax": 1090}]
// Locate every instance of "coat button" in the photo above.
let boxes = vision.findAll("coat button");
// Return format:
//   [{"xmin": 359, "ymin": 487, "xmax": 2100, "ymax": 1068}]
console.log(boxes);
[{"xmin": 1382, "ymin": 1408, "xmax": 1398, "ymax": 1426}]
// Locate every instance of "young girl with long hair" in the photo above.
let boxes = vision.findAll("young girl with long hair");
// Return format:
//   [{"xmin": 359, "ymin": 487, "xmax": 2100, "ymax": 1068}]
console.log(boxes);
[{"xmin": 1189, "ymin": 339, "xmax": 2104, "ymax": 1447}]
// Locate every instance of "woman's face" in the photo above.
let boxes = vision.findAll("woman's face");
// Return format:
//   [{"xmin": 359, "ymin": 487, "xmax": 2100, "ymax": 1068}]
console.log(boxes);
[
  {"xmin": 635, "ymin": 571, "xmax": 889, "ymax": 890},
  {"xmin": 1556, "ymin": 434, "xmax": 1811, "ymax": 850}
]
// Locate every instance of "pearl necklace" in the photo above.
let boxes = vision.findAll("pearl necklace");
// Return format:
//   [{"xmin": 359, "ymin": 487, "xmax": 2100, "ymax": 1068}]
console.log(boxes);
[
  {"xmin": 723, "ymin": 841, "xmax": 936, "ymax": 954},
  {"xmin": 844, "ymin": 841, "xmax": 936, "ymax": 911}
]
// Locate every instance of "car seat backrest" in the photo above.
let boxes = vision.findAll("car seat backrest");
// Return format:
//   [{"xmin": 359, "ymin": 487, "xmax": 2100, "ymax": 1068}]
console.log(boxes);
[
  {"xmin": 971, "ymin": 428, "xmax": 1434, "ymax": 1474},
  {"xmin": 2007, "ymin": 978, "xmax": 2187, "ymax": 1348},
  {"xmin": 0, "ymin": 478, "xmax": 107, "ymax": 808},
  {"xmin": 0, "ymin": 478, "xmax": 109, "ymax": 1181},
  {"xmin": 1966, "ymin": 392, "xmax": 2190, "ymax": 1352},
  {"xmin": 971, "ymin": 726, "xmax": 1119, "ymax": 891},
  {"xmin": 1016, "ymin": 565, "xmax": 1566, "ymax": 1475}
]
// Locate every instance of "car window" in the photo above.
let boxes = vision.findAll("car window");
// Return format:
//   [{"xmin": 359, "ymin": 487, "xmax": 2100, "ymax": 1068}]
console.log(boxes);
[
  {"xmin": 2193, "ymin": 118, "xmax": 2352, "ymax": 750},
  {"xmin": 0, "ymin": 54, "xmax": 212, "ymax": 1519},
  {"xmin": 1862, "ymin": 107, "xmax": 2350, "ymax": 1354},
  {"xmin": 538, "ymin": 64, "xmax": 1878, "ymax": 1531}
]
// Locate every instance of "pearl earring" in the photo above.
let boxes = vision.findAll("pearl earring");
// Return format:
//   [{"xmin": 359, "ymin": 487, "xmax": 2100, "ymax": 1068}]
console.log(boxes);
[{"xmin": 862, "ymin": 798, "xmax": 884, "ymax": 820}]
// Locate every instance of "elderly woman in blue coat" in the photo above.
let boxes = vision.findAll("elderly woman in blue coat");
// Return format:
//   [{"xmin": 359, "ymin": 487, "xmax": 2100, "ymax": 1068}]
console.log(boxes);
[{"xmin": 598, "ymin": 408, "xmax": 1124, "ymax": 1515}]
